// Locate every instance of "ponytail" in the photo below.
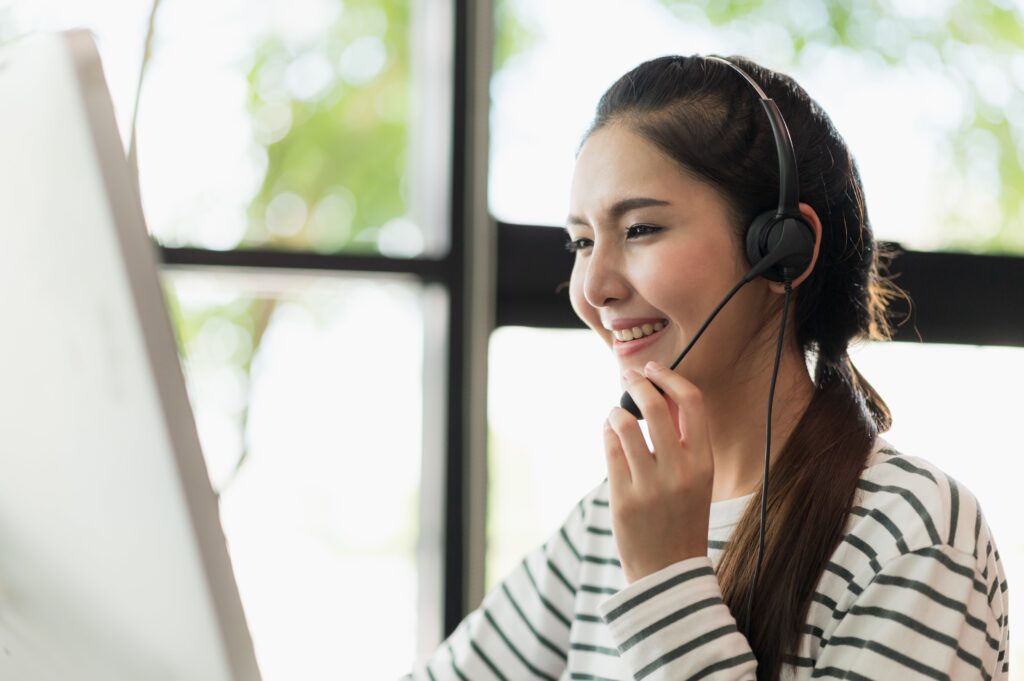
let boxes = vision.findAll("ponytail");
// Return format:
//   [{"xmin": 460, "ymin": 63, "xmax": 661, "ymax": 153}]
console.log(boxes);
[
  {"xmin": 715, "ymin": 350, "xmax": 882, "ymax": 679},
  {"xmin": 843, "ymin": 352, "xmax": 893, "ymax": 433}
]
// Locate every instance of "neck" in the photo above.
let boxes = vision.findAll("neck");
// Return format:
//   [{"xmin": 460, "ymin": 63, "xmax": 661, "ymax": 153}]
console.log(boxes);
[{"xmin": 703, "ymin": 342, "xmax": 815, "ymax": 502}]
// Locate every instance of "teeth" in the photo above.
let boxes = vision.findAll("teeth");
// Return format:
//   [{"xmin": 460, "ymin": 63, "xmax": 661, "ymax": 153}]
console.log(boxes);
[{"xmin": 613, "ymin": 320, "xmax": 667, "ymax": 342}]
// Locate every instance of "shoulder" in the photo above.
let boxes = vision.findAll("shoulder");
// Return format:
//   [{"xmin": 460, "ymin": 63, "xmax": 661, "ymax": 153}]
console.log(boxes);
[
  {"xmin": 837, "ymin": 437, "xmax": 1010, "ymax": 662},
  {"xmin": 851, "ymin": 436, "xmax": 1000, "ymax": 572},
  {"xmin": 553, "ymin": 478, "xmax": 612, "ymax": 543}
]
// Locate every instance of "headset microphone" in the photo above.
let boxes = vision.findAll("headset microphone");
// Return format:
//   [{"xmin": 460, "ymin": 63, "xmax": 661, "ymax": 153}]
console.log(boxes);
[{"xmin": 614, "ymin": 55, "xmax": 816, "ymax": 640}]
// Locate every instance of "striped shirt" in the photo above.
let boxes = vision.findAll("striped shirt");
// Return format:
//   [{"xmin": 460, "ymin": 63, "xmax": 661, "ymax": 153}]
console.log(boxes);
[{"xmin": 405, "ymin": 436, "xmax": 1010, "ymax": 680}]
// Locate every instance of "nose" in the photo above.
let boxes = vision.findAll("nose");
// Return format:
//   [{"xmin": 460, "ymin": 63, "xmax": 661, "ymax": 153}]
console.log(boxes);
[{"xmin": 582, "ymin": 242, "xmax": 630, "ymax": 309}]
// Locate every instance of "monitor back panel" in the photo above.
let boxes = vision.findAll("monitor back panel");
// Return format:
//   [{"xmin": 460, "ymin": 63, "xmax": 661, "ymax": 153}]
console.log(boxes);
[{"xmin": 0, "ymin": 30, "xmax": 261, "ymax": 681}]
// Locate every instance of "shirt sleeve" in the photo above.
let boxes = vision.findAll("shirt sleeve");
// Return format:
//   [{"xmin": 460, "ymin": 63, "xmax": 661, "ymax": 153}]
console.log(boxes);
[
  {"xmin": 401, "ymin": 492, "xmax": 591, "ymax": 680},
  {"xmin": 597, "ymin": 555, "xmax": 757, "ymax": 680},
  {"xmin": 595, "ymin": 543, "xmax": 1009, "ymax": 681},
  {"xmin": 812, "ymin": 543, "xmax": 1009, "ymax": 679}
]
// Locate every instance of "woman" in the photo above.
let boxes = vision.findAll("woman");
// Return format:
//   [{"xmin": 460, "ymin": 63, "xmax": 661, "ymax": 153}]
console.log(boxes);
[{"xmin": 405, "ymin": 55, "xmax": 1010, "ymax": 680}]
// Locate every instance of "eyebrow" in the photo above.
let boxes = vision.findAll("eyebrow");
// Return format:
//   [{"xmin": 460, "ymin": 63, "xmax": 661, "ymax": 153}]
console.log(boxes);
[{"xmin": 564, "ymin": 197, "xmax": 672, "ymax": 233}]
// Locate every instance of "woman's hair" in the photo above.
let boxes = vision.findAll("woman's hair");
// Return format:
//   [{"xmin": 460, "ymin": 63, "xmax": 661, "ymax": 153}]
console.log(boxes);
[{"xmin": 579, "ymin": 55, "xmax": 906, "ymax": 680}]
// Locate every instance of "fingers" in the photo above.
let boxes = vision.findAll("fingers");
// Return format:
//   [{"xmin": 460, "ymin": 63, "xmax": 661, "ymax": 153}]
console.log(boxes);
[
  {"xmin": 603, "ymin": 418, "xmax": 630, "ymax": 496},
  {"xmin": 621, "ymin": 368, "xmax": 682, "ymax": 462},
  {"xmin": 606, "ymin": 404, "xmax": 655, "ymax": 486},
  {"xmin": 642, "ymin": 361, "xmax": 710, "ymax": 456},
  {"xmin": 604, "ymin": 363, "xmax": 715, "ymax": 583}
]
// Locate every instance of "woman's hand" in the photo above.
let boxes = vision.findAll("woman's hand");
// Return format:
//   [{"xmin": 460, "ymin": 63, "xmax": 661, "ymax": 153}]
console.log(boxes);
[{"xmin": 604, "ymin": 360, "xmax": 715, "ymax": 584}]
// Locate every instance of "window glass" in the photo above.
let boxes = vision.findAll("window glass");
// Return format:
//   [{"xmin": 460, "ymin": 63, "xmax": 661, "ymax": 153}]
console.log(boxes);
[
  {"xmin": 490, "ymin": 0, "xmax": 1024, "ymax": 255},
  {"xmin": 487, "ymin": 328, "xmax": 1022, "ymax": 676},
  {"xmin": 486, "ymin": 327, "xmax": 616, "ymax": 588},
  {"xmin": 2, "ymin": 0, "xmax": 426, "ymax": 256},
  {"xmin": 164, "ymin": 269, "xmax": 424, "ymax": 680}
]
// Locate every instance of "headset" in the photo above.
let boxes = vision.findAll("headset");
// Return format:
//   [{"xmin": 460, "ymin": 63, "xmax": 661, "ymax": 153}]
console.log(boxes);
[{"xmin": 616, "ymin": 55, "xmax": 816, "ymax": 638}]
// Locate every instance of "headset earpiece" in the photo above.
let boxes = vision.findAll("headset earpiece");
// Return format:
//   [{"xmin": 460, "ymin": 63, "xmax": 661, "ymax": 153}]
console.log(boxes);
[{"xmin": 745, "ymin": 212, "xmax": 816, "ymax": 283}]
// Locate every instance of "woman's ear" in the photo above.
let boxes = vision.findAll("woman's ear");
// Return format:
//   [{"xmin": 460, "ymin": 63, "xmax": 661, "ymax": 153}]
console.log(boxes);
[{"xmin": 769, "ymin": 202, "xmax": 822, "ymax": 293}]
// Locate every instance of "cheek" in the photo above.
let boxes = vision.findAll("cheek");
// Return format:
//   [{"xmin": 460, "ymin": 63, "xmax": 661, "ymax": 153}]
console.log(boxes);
[
  {"xmin": 636, "ymin": 249, "xmax": 703, "ymax": 297},
  {"xmin": 655, "ymin": 236, "xmax": 743, "ymax": 282},
  {"xmin": 633, "ymin": 243, "xmax": 733, "ymax": 316}
]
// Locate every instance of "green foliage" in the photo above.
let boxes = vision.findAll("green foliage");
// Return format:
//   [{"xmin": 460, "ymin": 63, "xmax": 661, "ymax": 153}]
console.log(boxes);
[
  {"xmin": 655, "ymin": 0, "xmax": 1024, "ymax": 254},
  {"xmin": 493, "ymin": 0, "xmax": 542, "ymax": 74},
  {"xmin": 243, "ymin": 0, "xmax": 411, "ymax": 254},
  {"xmin": 163, "ymin": 0, "xmax": 420, "ymax": 493},
  {"xmin": 162, "ymin": 275, "xmax": 275, "ymax": 494}
]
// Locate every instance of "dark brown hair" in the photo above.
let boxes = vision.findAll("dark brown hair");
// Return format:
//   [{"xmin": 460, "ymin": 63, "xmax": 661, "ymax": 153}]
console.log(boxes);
[{"xmin": 579, "ymin": 55, "xmax": 906, "ymax": 679}]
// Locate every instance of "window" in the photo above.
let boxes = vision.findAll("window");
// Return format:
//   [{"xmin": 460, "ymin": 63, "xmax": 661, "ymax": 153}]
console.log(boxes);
[
  {"xmin": 165, "ymin": 270, "xmax": 425, "ymax": 678},
  {"xmin": 489, "ymin": 0, "xmax": 1024, "ymax": 255},
  {"xmin": 137, "ymin": 0, "xmax": 427, "ymax": 255},
  {"xmin": 2, "ymin": 0, "xmax": 469, "ymax": 676}
]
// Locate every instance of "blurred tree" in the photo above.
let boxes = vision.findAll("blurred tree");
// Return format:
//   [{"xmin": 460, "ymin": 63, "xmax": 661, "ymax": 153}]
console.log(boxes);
[
  {"xmin": 494, "ymin": 0, "xmax": 542, "ymax": 73},
  {"xmin": 242, "ymin": 0, "xmax": 539, "ymax": 254},
  {"xmin": 656, "ymin": 0, "xmax": 1024, "ymax": 254},
  {"xmin": 188, "ymin": 0, "xmax": 537, "ymax": 488},
  {"xmin": 163, "ymin": 280, "xmax": 276, "ymax": 495},
  {"xmin": 169, "ymin": 0, "xmax": 419, "ymax": 490},
  {"xmin": 243, "ymin": 0, "xmax": 411, "ymax": 254}
]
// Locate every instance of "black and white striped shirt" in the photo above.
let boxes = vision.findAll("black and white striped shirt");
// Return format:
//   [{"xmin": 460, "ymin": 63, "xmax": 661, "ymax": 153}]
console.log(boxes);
[{"xmin": 405, "ymin": 437, "xmax": 1010, "ymax": 680}]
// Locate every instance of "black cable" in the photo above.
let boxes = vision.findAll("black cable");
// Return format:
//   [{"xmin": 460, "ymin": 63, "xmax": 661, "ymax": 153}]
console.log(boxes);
[
  {"xmin": 744, "ymin": 276, "xmax": 793, "ymax": 639},
  {"xmin": 621, "ymin": 274, "xmax": 752, "ymax": 416},
  {"xmin": 668, "ymin": 277, "xmax": 747, "ymax": 371}
]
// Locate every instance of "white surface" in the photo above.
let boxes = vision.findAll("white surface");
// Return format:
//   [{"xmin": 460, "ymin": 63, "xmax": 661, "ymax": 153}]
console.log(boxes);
[{"xmin": 0, "ymin": 31, "xmax": 258, "ymax": 680}]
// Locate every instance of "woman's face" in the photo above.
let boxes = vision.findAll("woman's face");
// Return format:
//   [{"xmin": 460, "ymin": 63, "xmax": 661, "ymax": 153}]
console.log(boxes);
[{"xmin": 567, "ymin": 122, "xmax": 773, "ymax": 389}]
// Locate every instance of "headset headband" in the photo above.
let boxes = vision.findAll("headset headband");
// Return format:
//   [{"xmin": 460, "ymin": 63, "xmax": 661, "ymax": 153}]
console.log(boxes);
[{"xmin": 704, "ymin": 55, "xmax": 801, "ymax": 218}]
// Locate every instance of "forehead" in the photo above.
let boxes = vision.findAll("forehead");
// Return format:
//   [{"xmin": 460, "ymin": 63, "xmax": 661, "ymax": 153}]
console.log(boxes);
[{"xmin": 568, "ymin": 123, "xmax": 702, "ymax": 223}]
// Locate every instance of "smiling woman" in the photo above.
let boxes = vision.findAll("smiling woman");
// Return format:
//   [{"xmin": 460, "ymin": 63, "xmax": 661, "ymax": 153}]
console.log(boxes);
[
  {"xmin": 564, "ymin": 140, "xmax": 813, "ymax": 387},
  {"xmin": 405, "ymin": 53, "xmax": 1010, "ymax": 681}
]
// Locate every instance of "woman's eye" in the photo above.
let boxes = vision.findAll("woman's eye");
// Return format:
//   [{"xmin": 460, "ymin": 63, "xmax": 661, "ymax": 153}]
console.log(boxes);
[
  {"xmin": 564, "ymin": 237, "xmax": 592, "ymax": 253},
  {"xmin": 563, "ymin": 224, "xmax": 661, "ymax": 254},
  {"xmin": 627, "ymin": 223, "xmax": 662, "ymax": 238}
]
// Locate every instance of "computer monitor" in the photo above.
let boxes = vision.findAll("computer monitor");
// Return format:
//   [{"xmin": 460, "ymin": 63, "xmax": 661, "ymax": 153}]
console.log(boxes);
[{"xmin": 0, "ymin": 30, "xmax": 262, "ymax": 681}]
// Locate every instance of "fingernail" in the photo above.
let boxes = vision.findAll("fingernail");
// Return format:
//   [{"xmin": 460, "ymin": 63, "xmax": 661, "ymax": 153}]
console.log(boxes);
[
  {"xmin": 644, "ymin": 361, "xmax": 663, "ymax": 374},
  {"xmin": 623, "ymin": 368, "xmax": 642, "ymax": 382}
]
